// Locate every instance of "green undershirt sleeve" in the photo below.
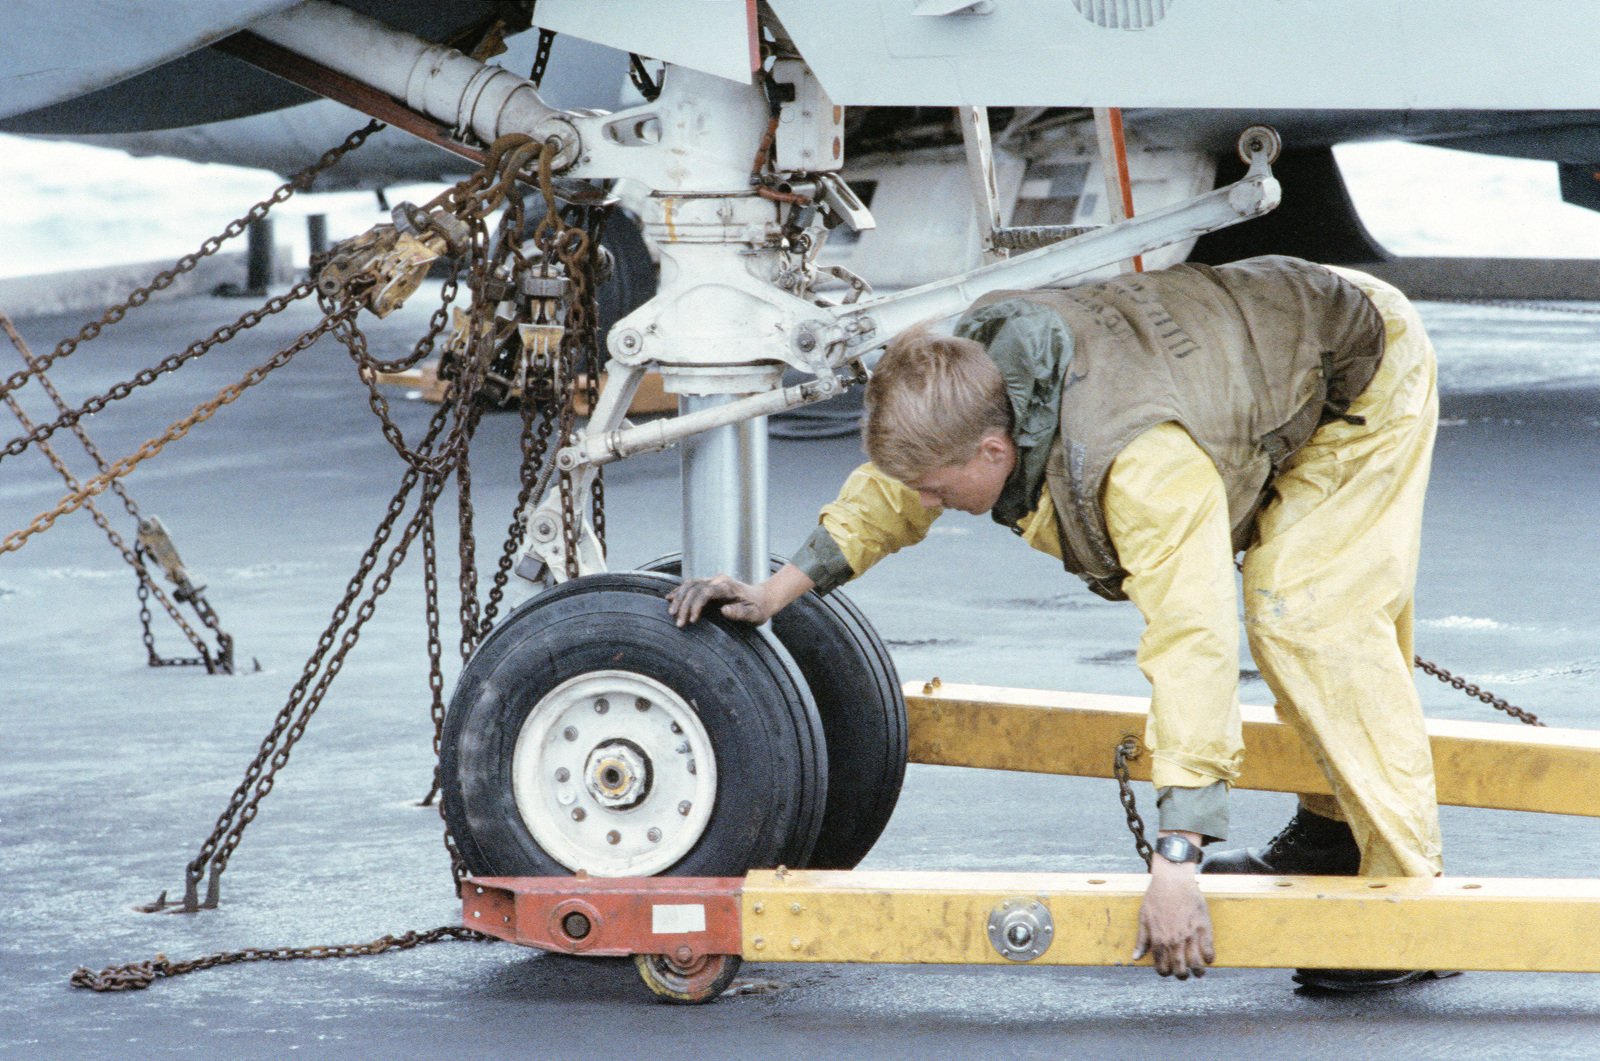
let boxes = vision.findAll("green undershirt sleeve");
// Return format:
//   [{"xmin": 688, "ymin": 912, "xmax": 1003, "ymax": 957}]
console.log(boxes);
[
  {"xmin": 789, "ymin": 524, "xmax": 854, "ymax": 596},
  {"xmin": 1155, "ymin": 781, "xmax": 1229, "ymax": 845}
]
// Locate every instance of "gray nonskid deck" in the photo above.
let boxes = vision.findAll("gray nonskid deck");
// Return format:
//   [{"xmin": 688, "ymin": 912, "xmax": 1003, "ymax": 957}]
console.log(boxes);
[{"xmin": 2, "ymin": 292, "xmax": 1598, "ymax": 1059}]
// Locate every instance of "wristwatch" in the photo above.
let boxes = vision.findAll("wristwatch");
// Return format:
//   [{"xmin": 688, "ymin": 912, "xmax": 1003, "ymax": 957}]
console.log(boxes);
[{"xmin": 1154, "ymin": 834, "xmax": 1204, "ymax": 866}]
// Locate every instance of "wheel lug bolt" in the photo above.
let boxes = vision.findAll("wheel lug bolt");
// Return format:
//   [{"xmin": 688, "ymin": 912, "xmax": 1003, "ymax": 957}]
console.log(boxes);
[
  {"xmin": 555, "ymin": 768, "xmax": 570, "ymax": 782},
  {"xmin": 678, "ymin": 801, "xmax": 691, "ymax": 816},
  {"xmin": 606, "ymin": 830, "xmax": 621, "ymax": 845},
  {"xmin": 670, "ymin": 722, "xmax": 682, "ymax": 734},
  {"xmin": 687, "ymin": 759, "xmax": 696, "ymax": 775},
  {"xmin": 594, "ymin": 698, "xmax": 609, "ymax": 714},
  {"xmin": 648, "ymin": 828, "xmax": 662, "ymax": 842},
  {"xmin": 563, "ymin": 726, "xmax": 578, "ymax": 742},
  {"xmin": 572, "ymin": 808, "xmax": 586, "ymax": 821},
  {"xmin": 635, "ymin": 698, "xmax": 651, "ymax": 711}
]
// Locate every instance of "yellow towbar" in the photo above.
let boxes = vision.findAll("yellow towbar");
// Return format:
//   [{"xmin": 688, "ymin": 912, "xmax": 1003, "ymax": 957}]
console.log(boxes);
[
  {"xmin": 744, "ymin": 870, "xmax": 1600, "ymax": 972},
  {"xmin": 905, "ymin": 681, "xmax": 1600, "ymax": 817}
]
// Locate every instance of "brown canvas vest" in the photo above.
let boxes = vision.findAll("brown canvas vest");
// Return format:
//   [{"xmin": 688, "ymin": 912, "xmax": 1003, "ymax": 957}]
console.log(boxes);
[{"xmin": 978, "ymin": 256, "xmax": 1385, "ymax": 600}]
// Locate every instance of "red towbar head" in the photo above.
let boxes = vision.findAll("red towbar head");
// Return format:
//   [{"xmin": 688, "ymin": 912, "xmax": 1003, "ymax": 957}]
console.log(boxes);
[{"xmin": 462, "ymin": 875, "xmax": 743, "ymax": 965}]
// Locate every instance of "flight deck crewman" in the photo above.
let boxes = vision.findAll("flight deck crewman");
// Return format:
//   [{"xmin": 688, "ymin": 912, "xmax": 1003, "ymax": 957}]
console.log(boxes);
[{"xmin": 666, "ymin": 255, "xmax": 1446, "ymax": 992}]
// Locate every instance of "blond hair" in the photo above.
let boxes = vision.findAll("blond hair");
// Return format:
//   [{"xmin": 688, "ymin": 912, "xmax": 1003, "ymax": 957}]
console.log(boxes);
[{"xmin": 863, "ymin": 324, "xmax": 1011, "ymax": 481}]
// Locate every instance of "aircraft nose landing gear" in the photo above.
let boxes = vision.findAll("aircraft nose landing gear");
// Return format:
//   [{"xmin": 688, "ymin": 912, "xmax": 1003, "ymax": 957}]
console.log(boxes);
[
  {"xmin": 439, "ymin": 568, "xmax": 910, "ymax": 1002},
  {"xmin": 441, "ymin": 573, "xmax": 830, "ymax": 882}
]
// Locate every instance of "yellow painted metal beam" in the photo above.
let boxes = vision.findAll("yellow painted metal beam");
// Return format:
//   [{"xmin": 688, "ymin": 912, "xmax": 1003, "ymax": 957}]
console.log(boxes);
[
  {"xmin": 743, "ymin": 869, "xmax": 1600, "ymax": 972},
  {"xmin": 904, "ymin": 681, "xmax": 1600, "ymax": 817}
]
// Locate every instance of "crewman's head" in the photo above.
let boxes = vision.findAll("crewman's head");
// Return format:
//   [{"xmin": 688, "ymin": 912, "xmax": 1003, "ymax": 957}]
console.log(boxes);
[{"xmin": 864, "ymin": 325, "xmax": 1016, "ymax": 514}]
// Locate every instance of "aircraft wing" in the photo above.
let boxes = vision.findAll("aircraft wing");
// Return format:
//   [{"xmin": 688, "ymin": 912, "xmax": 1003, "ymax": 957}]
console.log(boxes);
[
  {"xmin": 0, "ymin": 1, "xmax": 511, "ymax": 134},
  {"xmin": 0, "ymin": 0, "xmax": 299, "ymax": 122},
  {"xmin": 766, "ymin": 0, "xmax": 1600, "ymax": 109}
]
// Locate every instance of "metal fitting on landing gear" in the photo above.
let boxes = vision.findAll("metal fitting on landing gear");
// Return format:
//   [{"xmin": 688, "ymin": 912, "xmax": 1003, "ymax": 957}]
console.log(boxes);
[{"xmin": 391, "ymin": 202, "xmax": 471, "ymax": 257}]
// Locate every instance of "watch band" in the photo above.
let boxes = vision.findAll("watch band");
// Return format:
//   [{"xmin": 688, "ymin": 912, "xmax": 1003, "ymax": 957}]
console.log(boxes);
[{"xmin": 1154, "ymin": 834, "xmax": 1203, "ymax": 865}]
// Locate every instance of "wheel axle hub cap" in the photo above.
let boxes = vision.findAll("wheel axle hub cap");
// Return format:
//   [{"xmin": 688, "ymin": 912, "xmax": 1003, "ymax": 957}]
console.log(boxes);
[
  {"xmin": 585, "ymin": 740, "xmax": 651, "ymax": 808},
  {"xmin": 512, "ymin": 670, "xmax": 716, "ymax": 876}
]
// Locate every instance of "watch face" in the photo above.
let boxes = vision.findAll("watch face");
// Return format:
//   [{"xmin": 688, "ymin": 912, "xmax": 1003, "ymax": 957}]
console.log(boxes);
[{"xmin": 1157, "ymin": 836, "xmax": 1200, "ymax": 863}]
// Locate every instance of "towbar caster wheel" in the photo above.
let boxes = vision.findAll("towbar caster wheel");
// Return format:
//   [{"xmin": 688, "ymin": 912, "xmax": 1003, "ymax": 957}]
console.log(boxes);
[{"xmin": 634, "ymin": 952, "xmax": 742, "ymax": 1004}]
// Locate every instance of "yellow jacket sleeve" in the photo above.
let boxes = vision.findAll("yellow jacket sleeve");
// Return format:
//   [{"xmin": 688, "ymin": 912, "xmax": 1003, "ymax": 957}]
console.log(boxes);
[
  {"xmin": 1102, "ymin": 423, "xmax": 1244, "ymax": 803},
  {"xmin": 790, "ymin": 463, "xmax": 942, "ymax": 594},
  {"xmin": 824, "ymin": 462, "xmax": 943, "ymax": 574}
]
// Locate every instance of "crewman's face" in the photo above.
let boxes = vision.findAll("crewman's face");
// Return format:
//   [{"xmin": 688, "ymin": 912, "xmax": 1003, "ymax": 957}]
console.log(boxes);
[{"xmin": 904, "ymin": 432, "xmax": 1016, "ymax": 514}]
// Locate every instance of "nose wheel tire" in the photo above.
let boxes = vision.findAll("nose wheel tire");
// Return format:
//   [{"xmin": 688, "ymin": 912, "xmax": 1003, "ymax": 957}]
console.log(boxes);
[
  {"xmin": 440, "ymin": 573, "xmax": 826, "ymax": 879},
  {"xmin": 643, "ymin": 555, "xmax": 907, "ymax": 869}
]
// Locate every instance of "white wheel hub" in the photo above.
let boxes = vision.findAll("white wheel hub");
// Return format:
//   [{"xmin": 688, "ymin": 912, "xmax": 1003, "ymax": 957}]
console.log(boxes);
[{"xmin": 511, "ymin": 670, "xmax": 716, "ymax": 875}]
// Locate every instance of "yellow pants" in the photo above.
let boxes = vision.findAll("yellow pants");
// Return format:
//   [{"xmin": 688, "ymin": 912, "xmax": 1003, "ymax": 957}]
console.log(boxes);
[{"xmin": 1242, "ymin": 269, "xmax": 1443, "ymax": 878}]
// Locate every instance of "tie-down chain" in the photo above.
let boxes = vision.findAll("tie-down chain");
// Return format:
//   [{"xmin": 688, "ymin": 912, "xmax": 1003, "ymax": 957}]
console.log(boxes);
[
  {"xmin": 1112, "ymin": 658, "xmax": 1543, "ymax": 866},
  {"xmin": 56, "ymin": 126, "xmax": 609, "ymax": 995},
  {"xmin": 0, "ymin": 124, "xmax": 392, "ymax": 665}
]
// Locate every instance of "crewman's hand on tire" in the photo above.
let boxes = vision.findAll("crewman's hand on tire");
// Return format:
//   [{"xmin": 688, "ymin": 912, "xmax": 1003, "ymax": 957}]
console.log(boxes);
[{"xmin": 666, "ymin": 575, "xmax": 772, "ymax": 626}]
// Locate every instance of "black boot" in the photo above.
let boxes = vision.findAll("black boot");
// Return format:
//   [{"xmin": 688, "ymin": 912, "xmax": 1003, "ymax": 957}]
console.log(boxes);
[
  {"xmin": 1292, "ymin": 969, "xmax": 1461, "ymax": 993},
  {"xmin": 1201, "ymin": 806, "xmax": 1360, "ymax": 875}
]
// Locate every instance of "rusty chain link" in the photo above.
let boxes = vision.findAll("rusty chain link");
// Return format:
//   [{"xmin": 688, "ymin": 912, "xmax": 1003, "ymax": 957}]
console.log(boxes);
[
  {"xmin": 23, "ymin": 123, "xmax": 549, "ymax": 992},
  {"xmin": 2, "ymin": 380, "xmax": 215, "ymax": 668},
  {"xmin": 1113, "ymin": 736, "xmax": 1155, "ymax": 869},
  {"xmin": 418, "ymin": 509, "xmax": 449, "ymax": 809},
  {"xmin": 430, "ymin": 499, "xmax": 471, "ymax": 883},
  {"xmin": 1112, "ymin": 640, "xmax": 1544, "ymax": 869},
  {"xmin": 57, "ymin": 131, "xmax": 610, "ymax": 989},
  {"xmin": 1415, "ymin": 654, "xmax": 1543, "ymax": 726},
  {"xmin": 480, "ymin": 381, "xmax": 558, "ymax": 634},
  {"xmin": 0, "ymin": 281, "xmax": 319, "ymax": 464},
  {"xmin": 0, "ymin": 120, "xmax": 383, "ymax": 404},
  {"xmin": 151, "ymin": 136, "xmax": 599, "ymax": 905},
  {"xmin": 69, "ymin": 926, "xmax": 493, "ymax": 993},
  {"xmin": 456, "ymin": 404, "xmax": 485, "ymax": 658},
  {"xmin": 144, "ymin": 135, "xmax": 510, "ymax": 907},
  {"xmin": 184, "ymin": 425, "xmax": 455, "ymax": 909},
  {"xmin": 2, "ymin": 308, "xmax": 353, "ymax": 557},
  {"xmin": 530, "ymin": 147, "xmax": 610, "ymax": 579},
  {"xmin": 135, "ymin": 556, "xmax": 208, "ymax": 669},
  {"xmin": 2, "ymin": 313, "xmax": 237, "ymax": 669}
]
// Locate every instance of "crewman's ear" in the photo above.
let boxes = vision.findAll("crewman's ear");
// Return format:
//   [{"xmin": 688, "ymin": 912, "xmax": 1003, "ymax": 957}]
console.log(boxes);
[{"xmin": 976, "ymin": 430, "xmax": 1011, "ymax": 464}]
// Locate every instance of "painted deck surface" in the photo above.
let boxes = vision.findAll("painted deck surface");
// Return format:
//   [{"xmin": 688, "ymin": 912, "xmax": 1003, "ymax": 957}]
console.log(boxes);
[{"xmin": 2, "ymin": 291, "xmax": 1598, "ymax": 1058}]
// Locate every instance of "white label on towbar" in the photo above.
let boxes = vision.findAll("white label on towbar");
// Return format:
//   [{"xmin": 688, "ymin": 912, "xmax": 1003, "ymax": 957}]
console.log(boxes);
[{"xmin": 651, "ymin": 903, "xmax": 707, "ymax": 934}]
